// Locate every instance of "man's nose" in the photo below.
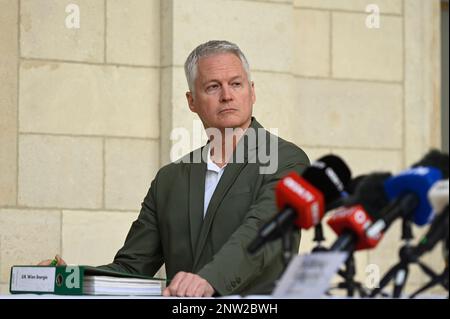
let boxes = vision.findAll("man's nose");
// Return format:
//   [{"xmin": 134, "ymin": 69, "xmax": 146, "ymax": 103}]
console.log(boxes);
[{"xmin": 220, "ymin": 85, "xmax": 233, "ymax": 102}]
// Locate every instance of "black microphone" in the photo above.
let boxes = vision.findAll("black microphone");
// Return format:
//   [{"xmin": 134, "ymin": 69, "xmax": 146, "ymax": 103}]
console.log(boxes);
[
  {"xmin": 302, "ymin": 154, "xmax": 352, "ymax": 210},
  {"xmin": 412, "ymin": 149, "xmax": 449, "ymax": 179},
  {"xmin": 340, "ymin": 172, "xmax": 392, "ymax": 219}
]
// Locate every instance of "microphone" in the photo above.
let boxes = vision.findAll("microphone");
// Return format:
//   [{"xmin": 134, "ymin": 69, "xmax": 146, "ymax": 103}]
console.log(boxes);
[
  {"xmin": 247, "ymin": 172, "xmax": 324, "ymax": 254},
  {"xmin": 409, "ymin": 206, "xmax": 449, "ymax": 260},
  {"xmin": 340, "ymin": 172, "xmax": 392, "ymax": 219},
  {"xmin": 409, "ymin": 180, "xmax": 449, "ymax": 259},
  {"xmin": 287, "ymin": 154, "xmax": 352, "ymax": 229},
  {"xmin": 275, "ymin": 172, "xmax": 325, "ymax": 230},
  {"xmin": 428, "ymin": 179, "xmax": 449, "ymax": 216},
  {"xmin": 412, "ymin": 149, "xmax": 449, "ymax": 179},
  {"xmin": 302, "ymin": 155, "xmax": 352, "ymax": 209},
  {"xmin": 336, "ymin": 150, "xmax": 448, "ymax": 226},
  {"xmin": 327, "ymin": 205, "xmax": 383, "ymax": 253},
  {"xmin": 247, "ymin": 155, "xmax": 351, "ymax": 254},
  {"xmin": 366, "ymin": 166, "xmax": 443, "ymax": 239},
  {"xmin": 313, "ymin": 173, "xmax": 391, "ymax": 255}
]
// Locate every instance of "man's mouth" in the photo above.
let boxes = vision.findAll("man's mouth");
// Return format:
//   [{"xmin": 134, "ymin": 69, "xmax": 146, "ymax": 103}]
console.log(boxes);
[{"xmin": 219, "ymin": 108, "xmax": 237, "ymax": 114}]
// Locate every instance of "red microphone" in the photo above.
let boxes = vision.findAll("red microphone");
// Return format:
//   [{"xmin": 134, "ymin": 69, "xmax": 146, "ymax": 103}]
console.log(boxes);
[
  {"xmin": 275, "ymin": 172, "xmax": 325, "ymax": 230},
  {"xmin": 327, "ymin": 205, "xmax": 383, "ymax": 252},
  {"xmin": 247, "ymin": 172, "xmax": 325, "ymax": 253}
]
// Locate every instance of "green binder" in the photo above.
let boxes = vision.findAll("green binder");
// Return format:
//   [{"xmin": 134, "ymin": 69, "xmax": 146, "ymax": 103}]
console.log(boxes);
[{"xmin": 10, "ymin": 265, "xmax": 165, "ymax": 295}]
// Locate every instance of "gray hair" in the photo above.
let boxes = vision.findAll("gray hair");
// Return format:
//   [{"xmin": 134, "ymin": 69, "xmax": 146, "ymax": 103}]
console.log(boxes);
[{"xmin": 184, "ymin": 40, "xmax": 252, "ymax": 93}]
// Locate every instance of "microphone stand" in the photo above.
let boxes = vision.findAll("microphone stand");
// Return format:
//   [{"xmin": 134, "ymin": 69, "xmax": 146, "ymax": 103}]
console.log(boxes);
[
  {"xmin": 409, "ymin": 264, "xmax": 448, "ymax": 298},
  {"xmin": 369, "ymin": 218, "xmax": 414, "ymax": 298},
  {"xmin": 336, "ymin": 253, "xmax": 369, "ymax": 297},
  {"xmin": 281, "ymin": 224, "xmax": 295, "ymax": 269},
  {"xmin": 409, "ymin": 235, "xmax": 449, "ymax": 298},
  {"xmin": 392, "ymin": 218, "xmax": 414, "ymax": 297},
  {"xmin": 371, "ymin": 208, "xmax": 450, "ymax": 298},
  {"xmin": 311, "ymin": 223, "xmax": 368, "ymax": 297},
  {"xmin": 311, "ymin": 223, "xmax": 327, "ymax": 253},
  {"xmin": 328, "ymin": 244, "xmax": 369, "ymax": 298},
  {"xmin": 321, "ymin": 233, "xmax": 368, "ymax": 297}
]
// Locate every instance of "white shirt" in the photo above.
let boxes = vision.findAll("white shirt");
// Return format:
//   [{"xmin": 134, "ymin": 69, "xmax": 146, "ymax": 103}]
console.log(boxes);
[{"xmin": 203, "ymin": 148, "xmax": 227, "ymax": 218}]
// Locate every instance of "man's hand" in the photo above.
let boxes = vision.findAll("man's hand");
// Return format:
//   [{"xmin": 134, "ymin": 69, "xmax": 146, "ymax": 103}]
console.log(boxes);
[
  {"xmin": 163, "ymin": 271, "xmax": 215, "ymax": 297},
  {"xmin": 37, "ymin": 254, "xmax": 67, "ymax": 266}
]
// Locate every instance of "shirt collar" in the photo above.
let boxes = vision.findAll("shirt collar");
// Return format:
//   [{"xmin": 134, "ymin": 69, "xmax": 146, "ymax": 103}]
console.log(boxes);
[{"xmin": 206, "ymin": 145, "xmax": 226, "ymax": 173}]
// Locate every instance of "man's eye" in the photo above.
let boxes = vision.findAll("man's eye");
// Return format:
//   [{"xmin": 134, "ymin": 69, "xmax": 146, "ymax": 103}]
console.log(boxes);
[
  {"xmin": 206, "ymin": 84, "xmax": 219, "ymax": 92},
  {"xmin": 231, "ymin": 82, "xmax": 242, "ymax": 87}
]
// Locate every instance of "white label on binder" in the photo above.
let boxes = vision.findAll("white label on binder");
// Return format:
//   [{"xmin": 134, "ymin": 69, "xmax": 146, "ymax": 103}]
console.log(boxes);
[{"xmin": 11, "ymin": 267, "xmax": 56, "ymax": 293}]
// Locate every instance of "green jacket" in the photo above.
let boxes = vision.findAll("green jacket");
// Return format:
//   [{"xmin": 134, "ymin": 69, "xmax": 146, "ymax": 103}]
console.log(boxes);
[{"xmin": 100, "ymin": 118, "xmax": 310, "ymax": 295}]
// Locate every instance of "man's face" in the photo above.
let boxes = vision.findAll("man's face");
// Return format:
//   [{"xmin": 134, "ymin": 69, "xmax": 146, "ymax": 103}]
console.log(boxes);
[{"xmin": 186, "ymin": 53, "xmax": 256, "ymax": 132}]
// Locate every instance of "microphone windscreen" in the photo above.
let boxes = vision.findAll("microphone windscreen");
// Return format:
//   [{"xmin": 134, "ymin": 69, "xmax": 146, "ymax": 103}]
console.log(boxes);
[
  {"xmin": 328, "ymin": 205, "xmax": 383, "ymax": 251},
  {"xmin": 428, "ymin": 179, "xmax": 449, "ymax": 214},
  {"xmin": 302, "ymin": 154, "xmax": 352, "ymax": 204},
  {"xmin": 275, "ymin": 173, "xmax": 325, "ymax": 229},
  {"xmin": 346, "ymin": 175, "xmax": 368, "ymax": 195},
  {"xmin": 412, "ymin": 149, "xmax": 449, "ymax": 179},
  {"xmin": 384, "ymin": 167, "xmax": 442, "ymax": 226},
  {"xmin": 349, "ymin": 172, "xmax": 392, "ymax": 220},
  {"xmin": 319, "ymin": 155, "xmax": 352, "ymax": 186}
]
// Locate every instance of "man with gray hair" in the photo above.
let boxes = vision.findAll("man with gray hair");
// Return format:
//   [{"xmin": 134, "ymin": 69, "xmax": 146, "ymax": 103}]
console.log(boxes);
[{"xmin": 42, "ymin": 40, "xmax": 309, "ymax": 297}]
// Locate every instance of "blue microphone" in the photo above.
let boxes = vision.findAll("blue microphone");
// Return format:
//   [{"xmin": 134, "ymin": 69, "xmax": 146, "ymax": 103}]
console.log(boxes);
[{"xmin": 366, "ymin": 166, "xmax": 442, "ymax": 239}]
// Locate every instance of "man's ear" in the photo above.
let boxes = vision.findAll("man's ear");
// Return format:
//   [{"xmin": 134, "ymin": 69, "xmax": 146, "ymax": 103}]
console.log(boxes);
[{"xmin": 186, "ymin": 91, "xmax": 197, "ymax": 113}]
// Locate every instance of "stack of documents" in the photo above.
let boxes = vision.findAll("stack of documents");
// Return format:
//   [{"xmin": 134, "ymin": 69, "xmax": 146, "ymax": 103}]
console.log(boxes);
[{"xmin": 83, "ymin": 275, "xmax": 164, "ymax": 296}]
